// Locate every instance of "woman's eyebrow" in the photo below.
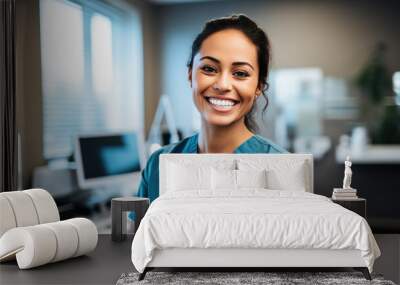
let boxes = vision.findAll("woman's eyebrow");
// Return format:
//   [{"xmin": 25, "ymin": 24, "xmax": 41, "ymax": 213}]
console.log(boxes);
[
  {"xmin": 232, "ymin": 62, "xmax": 254, "ymax": 71},
  {"xmin": 200, "ymin": 56, "xmax": 254, "ymax": 70}
]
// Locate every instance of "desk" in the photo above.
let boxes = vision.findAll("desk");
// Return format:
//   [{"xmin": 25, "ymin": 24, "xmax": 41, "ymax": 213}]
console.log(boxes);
[
  {"xmin": 336, "ymin": 145, "xmax": 400, "ymax": 164},
  {"xmin": 0, "ymin": 235, "xmax": 133, "ymax": 285}
]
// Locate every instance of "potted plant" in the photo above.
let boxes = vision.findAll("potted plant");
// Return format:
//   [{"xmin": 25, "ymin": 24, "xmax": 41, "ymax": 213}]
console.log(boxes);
[{"xmin": 355, "ymin": 42, "xmax": 400, "ymax": 144}]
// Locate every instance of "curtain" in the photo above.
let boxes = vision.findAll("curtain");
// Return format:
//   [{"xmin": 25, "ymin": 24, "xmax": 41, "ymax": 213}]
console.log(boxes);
[{"xmin": 0, "ymin": 0, "xmax": 17, "ymax": 192}]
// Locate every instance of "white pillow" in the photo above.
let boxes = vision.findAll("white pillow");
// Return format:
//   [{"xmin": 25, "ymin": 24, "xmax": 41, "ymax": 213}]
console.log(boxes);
[
  {"xmin": 211, "ymin": 168, "xmax": 236, "ymax": 190},
  {"xmin": 166, "ymin": 159, "xmax": 236, "ymax": 192},
  {"xmin": 211, "ymin": 168, "xmax": 268, "ymax": 190},
  {"xmin": 236, "ymin": 169, "xmax": 267, "ymax": 189},
  {"xmin": 237, "ymin": 159, "xmax": 308, "ymax": 191},
  {"xmin": 167, "ymin": 162, "xmax": 211, "ymax": 191},
  {"xmin": 266, "ymin": 164, "xmax": 306, "ymax": 191}
]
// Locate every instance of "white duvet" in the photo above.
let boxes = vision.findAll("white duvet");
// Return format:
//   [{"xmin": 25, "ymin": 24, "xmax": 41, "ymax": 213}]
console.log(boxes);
[{"xmin": 131, "ymin": 190, "xmax": 380, "ymax": 273}]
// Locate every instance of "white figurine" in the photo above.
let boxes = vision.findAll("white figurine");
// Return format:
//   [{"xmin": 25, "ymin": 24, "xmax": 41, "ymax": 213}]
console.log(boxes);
[{"xmin": 342, "ymin": 155, "xmax": 353, "ymax": 189}]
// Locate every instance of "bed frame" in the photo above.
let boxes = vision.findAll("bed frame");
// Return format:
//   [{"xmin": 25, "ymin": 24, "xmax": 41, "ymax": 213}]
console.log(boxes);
[
  {"xmin": 138, "ymin": 154, "xmax": 372, "ymax": 280},
  {"xmin": 140, "ymin": 248, "xmax": 371, "ymax": 280}
]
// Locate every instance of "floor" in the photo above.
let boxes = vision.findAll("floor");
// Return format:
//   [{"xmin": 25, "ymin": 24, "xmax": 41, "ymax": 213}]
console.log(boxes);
[
  {"xmin": 87, "ymin": 211, "xmax": 400, "ymax": 284},
  {"xmin": 0, "ymin": 235, "xmax": 134, "ymax": 285},
  {"xmin": 2, "ymin": 233, "xmax": 398, "ymax": 285},
  {"xmin": 373, "ymin": 234, "xmax": 400, "ymax": 284}
]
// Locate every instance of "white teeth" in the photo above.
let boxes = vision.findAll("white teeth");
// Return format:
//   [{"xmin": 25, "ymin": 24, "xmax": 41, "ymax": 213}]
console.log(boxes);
[{"xmin": 208, "ymin": 98, "xmax": 235, "ymax": 107}]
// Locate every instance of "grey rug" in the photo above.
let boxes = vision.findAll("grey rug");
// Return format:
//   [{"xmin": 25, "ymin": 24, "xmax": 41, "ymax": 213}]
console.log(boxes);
[{"xmin": 116, "ymin": 271, "xmax": 396, "ymax": 285}]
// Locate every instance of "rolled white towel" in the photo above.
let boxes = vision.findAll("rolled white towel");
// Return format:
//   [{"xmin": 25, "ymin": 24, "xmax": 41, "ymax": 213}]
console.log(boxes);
[
  {"xmin": 0, "ymin": 191, "xmax": 39, "ymax": 228},
  {"xmin": 0, "ymin": 195, "xmax": 17, "ymax": 237},
  {"xmin": 0, "ymin": 189, "xmax": 60, "ymax": 239},
  {"xmin": 42, "ymin": 221, "xmax": 79, "ymax": 262},
  {"xmin": 65, "ymin": 218, "xmax": 98, "ymax": 257},
  {"xmin": 0, "ymin": 225, "xmax": 57, "ymax": 268},
  {"xmin": 0, "ymin": 218, "xmax": 98, "ymax": 269},
  {"xmin": 23, "ymin": 189, "xmax": 60, "ymax": 224}
]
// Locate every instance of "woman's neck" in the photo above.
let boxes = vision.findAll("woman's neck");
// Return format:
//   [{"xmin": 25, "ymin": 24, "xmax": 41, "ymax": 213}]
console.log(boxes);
[{"xmin": 198, "ymin": 120, "xmax": 254, "ymax": 153}]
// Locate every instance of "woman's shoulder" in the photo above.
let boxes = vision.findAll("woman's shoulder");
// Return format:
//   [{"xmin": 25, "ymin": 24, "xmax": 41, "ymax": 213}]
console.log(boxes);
[
  {"xmin": 247, "ymin": 134, "xmax": 289, "ymax": 154},
  {"xmin": 147, "ymin": 133, "xmax": 198, "ymax": 162}
]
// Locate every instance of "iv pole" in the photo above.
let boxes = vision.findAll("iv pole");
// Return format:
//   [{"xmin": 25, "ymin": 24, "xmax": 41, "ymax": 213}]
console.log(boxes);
[{"xmin": 147, "ymin": 94, "xmax": 179, "ymax": 155}]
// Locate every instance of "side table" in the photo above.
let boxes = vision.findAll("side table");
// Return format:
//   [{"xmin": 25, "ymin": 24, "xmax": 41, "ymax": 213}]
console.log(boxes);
[
  {"xmin": 111, "ymin": 197, "xmax": 149, "ymax": 242},
  {"xmin": 331, "ymin": 197, "xmax": 367, "ymax": 218}
]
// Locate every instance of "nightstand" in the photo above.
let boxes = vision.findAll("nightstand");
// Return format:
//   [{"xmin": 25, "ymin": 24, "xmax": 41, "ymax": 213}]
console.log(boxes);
[
  {"xmin": 331, "ymin": 198, "xmax": 366, "ymax": 218},
  {"xmin": 111, "ymin": 197, "xmax": 149, "ymax": 242}
]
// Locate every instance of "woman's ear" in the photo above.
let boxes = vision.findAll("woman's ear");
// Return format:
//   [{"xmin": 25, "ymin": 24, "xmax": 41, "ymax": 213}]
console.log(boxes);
[{"xmin": 255, "ymin": 83, "xmax": 264, "ymax": 96}]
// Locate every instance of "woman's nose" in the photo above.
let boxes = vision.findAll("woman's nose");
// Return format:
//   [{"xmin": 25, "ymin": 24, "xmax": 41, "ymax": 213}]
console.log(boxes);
[{"xmin": 212, "ymin": 72, "xmax": 232, "ymax": 93}]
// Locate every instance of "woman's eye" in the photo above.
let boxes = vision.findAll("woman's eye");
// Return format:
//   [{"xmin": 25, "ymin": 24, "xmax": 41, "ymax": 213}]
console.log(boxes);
[
  {"xmin": 233, "ymin": 71, "xmax": 250, "ymax": 78},
  {"xmin": 201, "ymin": 65, "xmax": 217, "ymax": 73}
]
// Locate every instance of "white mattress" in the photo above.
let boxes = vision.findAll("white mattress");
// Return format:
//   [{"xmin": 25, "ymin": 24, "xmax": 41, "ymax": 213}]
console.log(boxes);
[{"xmin": 131, "ymin": 190, "xmax": 380, "ymax": 273}]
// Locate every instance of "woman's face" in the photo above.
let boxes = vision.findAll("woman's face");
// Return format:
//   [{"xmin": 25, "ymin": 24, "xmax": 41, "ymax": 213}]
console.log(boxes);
[{"xmin": 189, "ymin": 29, "xmax": 261, "ymax": 128}]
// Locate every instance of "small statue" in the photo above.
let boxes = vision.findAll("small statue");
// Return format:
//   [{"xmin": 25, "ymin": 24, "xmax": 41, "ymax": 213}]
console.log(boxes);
[{"xmin": 342, "ymin": 155, "xmax": 353, "ymax": 189}]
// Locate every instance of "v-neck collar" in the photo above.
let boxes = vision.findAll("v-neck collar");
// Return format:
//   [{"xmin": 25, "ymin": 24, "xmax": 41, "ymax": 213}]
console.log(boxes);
[{"xmin": 191, "ymin": 133, "xmax": 256, "ymax": 154}]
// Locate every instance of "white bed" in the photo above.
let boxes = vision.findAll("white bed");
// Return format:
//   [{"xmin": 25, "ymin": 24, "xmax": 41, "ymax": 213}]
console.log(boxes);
[{"xmin": 131, "ymin": 154, "xmax": 380, "ymax": 280}]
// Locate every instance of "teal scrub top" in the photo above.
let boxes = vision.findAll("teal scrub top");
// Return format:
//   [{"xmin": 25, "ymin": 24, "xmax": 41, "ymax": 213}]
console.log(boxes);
[{"xmin": 137, "ymin": 133, "xmax": 287, "ymax": 202}]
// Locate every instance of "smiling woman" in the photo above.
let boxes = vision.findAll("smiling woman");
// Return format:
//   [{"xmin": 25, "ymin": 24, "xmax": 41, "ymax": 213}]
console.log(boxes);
[
  {"xmin": 189, "ymin": 27, "xmax": 263, "ymax": 153},
  {"xmin": 135, "ymin": 14, "xmax": 287, "ymax": 203}
]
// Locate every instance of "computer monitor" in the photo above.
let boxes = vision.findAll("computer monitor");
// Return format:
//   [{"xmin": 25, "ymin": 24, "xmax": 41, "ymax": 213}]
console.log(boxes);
[{"xmin": 74, "ymin": 132, "xmax": 145, "ymax": 190}]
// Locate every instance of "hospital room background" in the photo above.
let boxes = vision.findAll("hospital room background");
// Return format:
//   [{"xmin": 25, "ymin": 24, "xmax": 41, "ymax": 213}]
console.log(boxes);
[{"xmin": 3, "ymin": 0, "xmax": 400, "ymax": 282}]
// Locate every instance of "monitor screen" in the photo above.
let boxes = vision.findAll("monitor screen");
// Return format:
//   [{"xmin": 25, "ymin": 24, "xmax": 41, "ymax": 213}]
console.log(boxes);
[{"xmin": 75, "ymin": 132, "xmax": 142, "ymax": 188}]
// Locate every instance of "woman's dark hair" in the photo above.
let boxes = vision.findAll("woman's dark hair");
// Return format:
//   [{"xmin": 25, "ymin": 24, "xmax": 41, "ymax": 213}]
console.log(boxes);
[{"xmin": 187, "ymin": 14, "xmax": 271, "ymax": 133}]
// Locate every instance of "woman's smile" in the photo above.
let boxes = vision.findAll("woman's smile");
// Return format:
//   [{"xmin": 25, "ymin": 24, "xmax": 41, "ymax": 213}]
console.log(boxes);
[{"xmin": 204, "ymin": 96, "xmax": 240, "ymax": 113}]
